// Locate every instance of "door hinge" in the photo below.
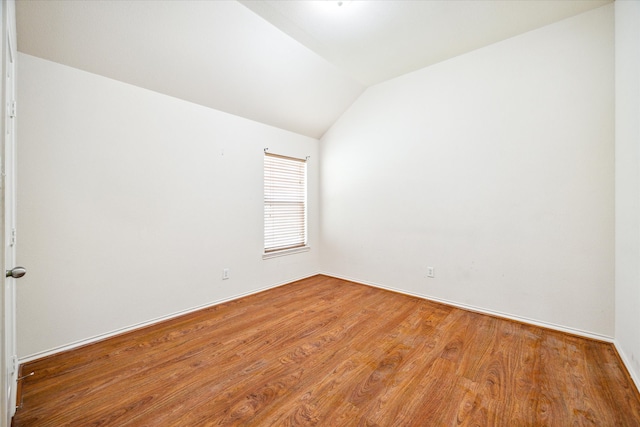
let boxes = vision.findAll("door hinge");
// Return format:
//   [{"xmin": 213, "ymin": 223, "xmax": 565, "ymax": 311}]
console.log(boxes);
[
  {"xmin": 11, "ymin": 355, "xmax": 17, "ymax": 376},
  {"xmin": 9, "ymin": 100, "xmax": 16, "ymax": 119},
  {"xmin": 9, "ymin": 227, "xmax": 16, "ymax": 247}
]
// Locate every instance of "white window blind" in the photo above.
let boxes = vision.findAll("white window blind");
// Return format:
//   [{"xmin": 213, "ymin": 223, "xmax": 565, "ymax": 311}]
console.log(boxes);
[{"xmin": 264, "ymin": 153, "xmax": 307, "ymax": 253}]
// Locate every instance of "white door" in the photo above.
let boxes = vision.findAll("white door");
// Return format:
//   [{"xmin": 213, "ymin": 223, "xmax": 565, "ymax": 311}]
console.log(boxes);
[{"xmin": 1, "ymin": 0, "xmax": 18, "ymax": 424}]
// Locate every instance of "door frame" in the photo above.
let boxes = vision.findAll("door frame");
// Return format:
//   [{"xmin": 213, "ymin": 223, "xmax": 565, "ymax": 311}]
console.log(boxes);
[{"xmin": 1, "ymin": 0, "xmax": 17, "ymax": 425}]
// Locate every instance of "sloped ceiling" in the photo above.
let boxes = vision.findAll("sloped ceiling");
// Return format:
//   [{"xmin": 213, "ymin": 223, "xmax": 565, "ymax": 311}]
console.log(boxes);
[
  {"xmin": 240, "ymin": 0, "xmax": 612, "ymax": 86},
  {"xmin": 15, "ymin": 0, "xmax": 611, "ymax": 139}
]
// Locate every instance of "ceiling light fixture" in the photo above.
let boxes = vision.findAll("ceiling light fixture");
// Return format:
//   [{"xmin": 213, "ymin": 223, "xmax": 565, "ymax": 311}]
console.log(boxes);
[{"xmin": 313, "ymin": 0, "xmax": 356, "ymax": 15}]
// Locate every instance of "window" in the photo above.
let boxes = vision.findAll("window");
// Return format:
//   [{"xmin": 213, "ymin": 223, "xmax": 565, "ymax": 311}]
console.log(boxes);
[{"xmin": 264, "ymin": 152, "xmax": 308, "ymax": 256}]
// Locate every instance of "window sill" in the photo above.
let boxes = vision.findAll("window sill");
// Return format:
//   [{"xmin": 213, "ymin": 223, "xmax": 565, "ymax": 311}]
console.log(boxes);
[{"xmin": 262, "ymin": 246, "xmax": 310, "ymax": 260}]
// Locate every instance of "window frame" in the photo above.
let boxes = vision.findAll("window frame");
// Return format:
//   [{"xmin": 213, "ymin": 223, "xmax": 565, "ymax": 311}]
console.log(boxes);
[{"xmin": 263, "ymin": 152, "xmax": 309, "ymax": 259}]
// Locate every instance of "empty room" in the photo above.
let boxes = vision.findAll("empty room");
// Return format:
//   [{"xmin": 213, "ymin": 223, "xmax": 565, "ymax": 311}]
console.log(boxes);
[{"xmin": 1, "ymin": 0, "xmax": 639, "ymax": 425}]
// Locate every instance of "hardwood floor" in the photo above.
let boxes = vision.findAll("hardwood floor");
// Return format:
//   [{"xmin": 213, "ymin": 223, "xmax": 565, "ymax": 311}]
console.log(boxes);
[{"xmin": 12, "ymin": 275, "xmax": 640, "ymax": 426}]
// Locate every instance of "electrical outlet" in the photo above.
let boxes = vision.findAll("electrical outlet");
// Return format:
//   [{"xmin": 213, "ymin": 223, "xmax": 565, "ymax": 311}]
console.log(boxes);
[
  {"xmin": 222, "ymin": 268, "xmax": 230, "ymax": 280},
  {"xmin": 427, "ymin": 267, "xmax": 435, "ymax": 278}
]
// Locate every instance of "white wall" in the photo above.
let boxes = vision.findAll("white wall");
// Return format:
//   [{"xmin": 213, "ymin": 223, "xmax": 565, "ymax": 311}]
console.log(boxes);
[
  {"xmin": 320, "ymin": 5, "xmax": 615, "ymax": 337},
  {"xmin": 16, "ymin": 4, "xmax": 621, "ymax": 361},
  {"xmin": 615, "ymin": 0, "xmax": 640, "ymax": 387},
  {"xmin": 16, "ymin": 54, "xmax": 320, "ymax": 359}
]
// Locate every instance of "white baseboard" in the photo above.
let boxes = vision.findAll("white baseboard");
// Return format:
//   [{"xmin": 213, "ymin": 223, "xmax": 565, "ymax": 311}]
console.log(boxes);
[
  {"xmin": 322, "ymin": 272, "xmax": 615, "ymax": 343},
  {"xmin": 18, "ymin": 272, "xmax": 320, "ymax": 365},
  {"xmin": 614, "ymin": 340, "xmax": 640, "ymax": 393},
  {"xmin": 20, "ymin": 271, "xmax": 621, "ymax": 367}
]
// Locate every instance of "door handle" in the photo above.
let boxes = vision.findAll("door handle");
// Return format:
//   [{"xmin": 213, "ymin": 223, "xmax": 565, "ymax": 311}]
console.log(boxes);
[{"xmin": 6, "ymin": 267, "xmax": 26, "ymax": 278}]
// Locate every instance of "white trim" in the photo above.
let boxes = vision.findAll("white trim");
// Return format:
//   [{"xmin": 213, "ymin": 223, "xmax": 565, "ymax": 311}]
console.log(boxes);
[
  {"xmin": 18, "ymin": 272, "xmax": 319, "ymax": 364},
  {"xmin": 321, "ymin": 272, "xmax": 615, "ymax": 343},
  {"xmin": 614, "ymin": 340, "xmax": 640, "ymax": 393},
  {"xmin": 262, "ymin": 245, "xmax": 310, "ymax": 260},
  {"xmin": 20, "ymin": 271, "xmax": 619, "ymax": 364}
]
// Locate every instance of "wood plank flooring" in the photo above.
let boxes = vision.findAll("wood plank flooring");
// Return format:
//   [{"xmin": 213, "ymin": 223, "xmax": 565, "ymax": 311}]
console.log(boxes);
[{"xmin": 12, "ymin": 275, "xmax": 640, "ymax": 426}]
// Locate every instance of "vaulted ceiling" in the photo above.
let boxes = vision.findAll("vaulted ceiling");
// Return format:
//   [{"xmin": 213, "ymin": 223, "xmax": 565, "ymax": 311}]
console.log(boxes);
[{"xmin": 16, "ymin": 0, "xmax": 611, "ymax": 139}]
